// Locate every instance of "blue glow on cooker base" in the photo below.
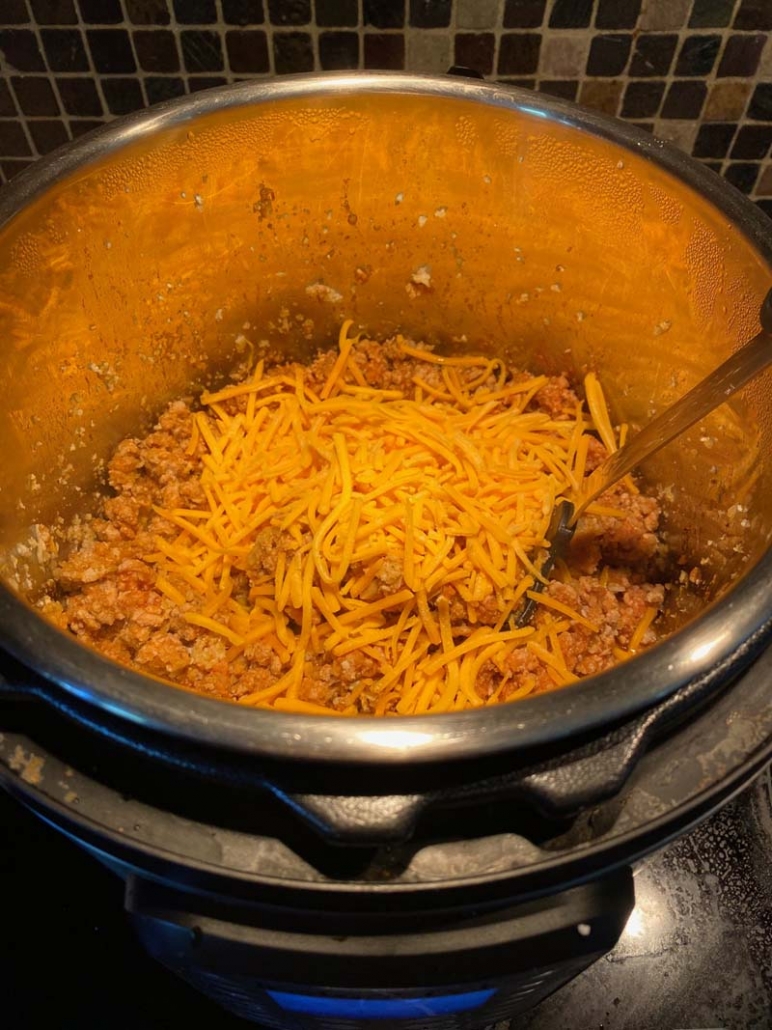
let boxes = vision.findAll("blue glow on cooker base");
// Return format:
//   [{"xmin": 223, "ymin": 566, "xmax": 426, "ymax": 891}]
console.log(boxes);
[{"xmin": 266, "ymin": 988, "xmax": 496, "ymax": 1018}]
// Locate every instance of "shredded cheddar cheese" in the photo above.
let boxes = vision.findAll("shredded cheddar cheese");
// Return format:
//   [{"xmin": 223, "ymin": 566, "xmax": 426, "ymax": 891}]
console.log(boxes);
[{"xmin": 139, "ymin": 322, "xmax": 655, "ymax": 715}]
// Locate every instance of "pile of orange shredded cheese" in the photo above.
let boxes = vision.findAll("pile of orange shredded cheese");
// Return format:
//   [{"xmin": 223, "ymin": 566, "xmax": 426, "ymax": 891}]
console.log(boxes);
[{"xmin": 144, "ymin": 322, "xmax": 641, "ymax": 715}]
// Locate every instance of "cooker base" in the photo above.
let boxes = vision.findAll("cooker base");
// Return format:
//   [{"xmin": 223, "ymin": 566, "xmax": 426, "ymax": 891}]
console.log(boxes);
[{"xmin": 128, "ymin": 868, "xmax": 633, "ymax": 1028}]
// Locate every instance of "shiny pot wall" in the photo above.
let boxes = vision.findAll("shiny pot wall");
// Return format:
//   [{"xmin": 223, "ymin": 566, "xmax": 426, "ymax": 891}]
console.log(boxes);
[{"xmin": 0, "ymin": 73, "xmax": 771, "ymax": 764}]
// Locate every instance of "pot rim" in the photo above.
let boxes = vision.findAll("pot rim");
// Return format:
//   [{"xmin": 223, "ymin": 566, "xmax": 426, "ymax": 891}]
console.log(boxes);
[{"xmin": 2, "ymin": 71, "xmax": 771, "ymax": 765}]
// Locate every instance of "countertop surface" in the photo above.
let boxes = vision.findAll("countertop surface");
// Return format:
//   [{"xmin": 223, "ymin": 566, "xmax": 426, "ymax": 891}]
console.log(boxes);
[{"xmin": 2, "ymin": 765, "xmax": 771, "ymax": 1030}]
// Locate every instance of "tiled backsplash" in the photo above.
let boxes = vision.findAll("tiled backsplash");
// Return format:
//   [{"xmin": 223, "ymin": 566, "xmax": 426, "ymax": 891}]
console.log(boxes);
[{"xmin": 1, "ymin": 0, "xmax": 772, "ymax": 216}]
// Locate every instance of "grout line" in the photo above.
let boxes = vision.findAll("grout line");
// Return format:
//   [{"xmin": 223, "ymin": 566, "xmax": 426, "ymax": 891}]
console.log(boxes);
[
  {"xmin": 0, "ymin": 5, "xmax": 35, "ymax": 176},
  {"xmin": 118, "ymin": 0, "xmax": 150, "ymax": 108},
  {"xmin": 72, "ymin": 0, "xmax": 112, "ymax": 126},
  {"xmin": 17, "ymin": 0, "xmax": 73, "ymax": 154}
]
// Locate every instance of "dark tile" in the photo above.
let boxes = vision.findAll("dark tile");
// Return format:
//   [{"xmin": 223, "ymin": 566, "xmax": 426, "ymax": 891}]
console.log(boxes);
[
  {"xmin": 57, "ymin": 77, "xmax": 102, "ymax": 115},
  {"xmin": 222, "ymin": 0, "xmax": 265, "ymax": 24},
  {"xmin": 0, "ymin": 30, "xmax": 46, "ymax": 71},
  {"xmin": 675, "ymin": 33, "xmax": 720, "ymax": 75},
  {"xmin": 1, "ymin": 2, "xmax": 30, "ymax": 25},
  {"xmin": 267, "ymin": 0, "xmax": 311, "ymax": 24},
  {"xmin": 1, "ymin": 159, "xmax": 35, "ymax": 179},
  {"xmin": 503, "ymin": 0, "xmax": 545, "ymax": 26},
  {"xmin": 689, "ymin": 0, "xmax": 735, "ymax": 26},
  {"xmin": 68, "ymin": 118, "xmax": 104, "ymax": 138},
  {"xmin": 0, "ymin": 120, "xmax": 32, "ymax": 156},
  {"xmin": 77, "ymin": 0, "xmax": 123, "ymax": 22},
  {"xmin": 586, "ymin": 33, "xmax": 632, "ymax": 76},
  {"xmin": 724, "ymin": 161, "xmax": 759, "ymax": 193},
  {"xmin": 549, "ymin": 0, "xmax": 593, "ymax": 28},
  {"xmin": 498, "ymin": 33, "xmax": 541, "ymax": 74},
  {"xmin": 125, "ymin": 0, "xmax": 171, "ymax": 24},
  {"xmin": 315, "ymin": 0, "xmax": 358, "ymax": 25},
  {"xmin": 41, "ymin": 28, "xmax": 89, "ymax": 71},
  {"xmin": 717, "ymin": 33, "xmax": 766, "ymax": 76},
  {"xmin": 364, "ymin": 0, "xmax": 404, "ymax": 27},
  {"xmin": 749, "ymin": 83, "xmax": 772, "ymax": 121},
  {"xmin": 226, "ymin": 29, "xmax": 269, "ymax": 71},
  {"xmin": 629, "ymin": 121, "xmax": 654, "ymax": 132},
  {"xmin": 596, "ymin": 0, "xmax": 640, "ymax": 28},
  {"xmin": 29, "ymin": 0, "xmax": 77, "ymax": 24},
  {"xmin": 409, "ymin": 0, "xmax": 451, "ymax": 27},
  {"xmin": 693, "ymin": 121, "xmax": 736, "ymax": 157},
  {"xmin": 629, "ymin": 33, "xmax": 678, "ymax": 76},
  {"xmin": 731, "ymin": 124, "xmax": 772, "ymax": 159},
  {"xmin": 145, "ymin": 75, "xmax": 186, "ymax": 103},
  {"xmin": 454, "ymin": 32, "xmax": 495, "ymax": 76},
  {"xmin": 621, "ymin": 79, "xmax": 665, "ymax": 118},
  {"xmin": 187, "ymin": 76, "xmax": 227, "ymax": 91},
  {"xmin": 319, "ymin": 30, "xmax": 358, "ymax": 68},
  {"xmin": 0, "ymin": 81, "xmax": 15, "ymax": 117},
  {"xmin": 11, "ymin": 76, "xmax": 59, "ymax": 116},
  {"xmin": 755, "ymin": 199, "xmax": 772, "ymax": 219},
  {"xmin": 180, "ymin": 29, "xmax": 223, "ymax": 71},
  {"xmin": 134, "ymin": 30, "xmax": 180, "ymax": 72},
  {"xmin": 101, "ymin": 78, "xmax": 145, "ymax": 115},
  {"xmin": 173, "ymin": 0, "xmax": 217, "ymax": 22},
  {"xmin": 87, "ymin": 29, "xmax": 137, "ymax": 73},
  {"xmin": 538, "ymin": 79, "xmax": 578, "ymax": 101},
  {"xmin": 661, "ymin": 80, "xmax": 707, "ymax": 118},
  {"xmin": 273, "ymin": 30, "xmax": 314, "ymax": 72},
  {"xmin": 734, "ymin": 0, "xmax": 772, "ymax": 30},
  {"xmin": 29, "ymin": 118, "xmax": 69, "ymax": 154},
  {"xmin": 498, "ymin": 78, "xmax": 536, "ymax": 89},
  {"xmin": 363, "ymin": 32, "xmax": 405, "ymax": 68}
]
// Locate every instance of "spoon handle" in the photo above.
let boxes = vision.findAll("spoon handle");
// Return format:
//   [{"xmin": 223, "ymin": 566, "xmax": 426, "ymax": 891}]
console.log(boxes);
[{"xmin": 572, "ymin": 290, "xmax": 772, "ymax": 523}]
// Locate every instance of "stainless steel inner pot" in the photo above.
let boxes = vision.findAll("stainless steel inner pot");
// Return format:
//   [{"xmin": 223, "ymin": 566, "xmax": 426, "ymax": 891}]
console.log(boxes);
[{"xmin": 1, "ymin": 73, "xmax": 771, "ymax": 763}]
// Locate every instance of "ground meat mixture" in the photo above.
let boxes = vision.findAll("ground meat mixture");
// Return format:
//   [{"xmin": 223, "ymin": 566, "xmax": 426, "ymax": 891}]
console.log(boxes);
[{"xmin": 40, "ymin": 332, "xmax": 670, "ymax": 715}]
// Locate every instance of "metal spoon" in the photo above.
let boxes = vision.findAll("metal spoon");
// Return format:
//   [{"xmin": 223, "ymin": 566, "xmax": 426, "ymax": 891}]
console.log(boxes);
[{"xmin": 515, "ymin": 287, "xmax": 772, "ymax": 628}]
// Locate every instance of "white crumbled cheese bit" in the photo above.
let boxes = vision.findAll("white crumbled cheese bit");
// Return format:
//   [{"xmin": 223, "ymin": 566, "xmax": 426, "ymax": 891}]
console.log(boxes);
[
  {"xmin": 434, "ymin": 207, "xmax": 447, "ymax": 218},
  {"xmin": 395, "ymin": 192, "xmax": 404, "ymax": 204},
  {"xmin": 417, "ymin": 214, "xmax": 428, "ymax": 227},
  {"xmin": 194, "ymin": 193, "xmax": 203, "ymax": 209},
  {"xmin": 653, "ymin": 320, "xmax": 672, "ymax": 336},
  {"xmin": 305, "ymin": 282, "xmax": 343, "ymax": 303},
  {"xmin": 215, "ymin": 308, "xmax": 223, "ymax": 321},
  {"xmin": 576, "ymin": 311, "xmax": 586, "ymax": 322},
  {"xmin": 411, "ymin": 265, "xmax": 432, "ymax": 287},
  {"xmin": 550, "ymin": 283, "xmax": 561, "ymax": 292}
]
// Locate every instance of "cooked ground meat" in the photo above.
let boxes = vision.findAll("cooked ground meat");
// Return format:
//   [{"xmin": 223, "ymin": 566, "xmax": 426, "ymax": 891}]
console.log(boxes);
[{"xmin": 40, "ymin": 333, "xmax": 670, "ymax": 715}]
